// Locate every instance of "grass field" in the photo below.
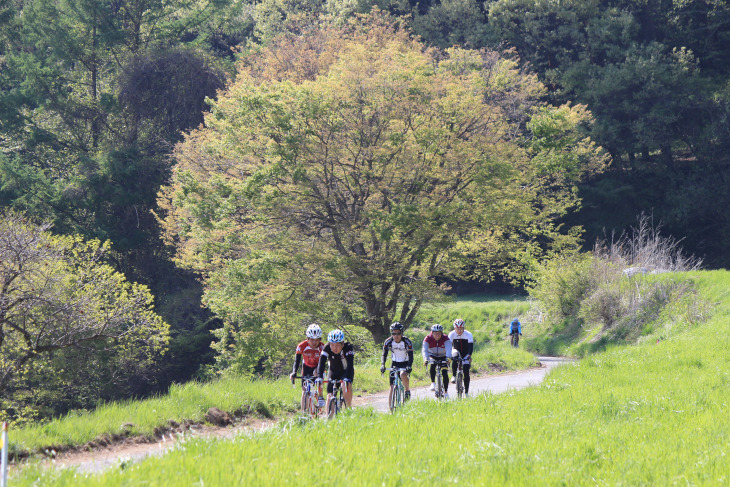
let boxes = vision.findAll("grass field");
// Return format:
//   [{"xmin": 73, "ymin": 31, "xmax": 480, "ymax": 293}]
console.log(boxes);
[
  {"xmin": 5, "ymin": 294, "xmax": 535, "ymax": 458},
  {"xmin": 12, "ymin": 270, "xmax": 728, "ymax": 485}
]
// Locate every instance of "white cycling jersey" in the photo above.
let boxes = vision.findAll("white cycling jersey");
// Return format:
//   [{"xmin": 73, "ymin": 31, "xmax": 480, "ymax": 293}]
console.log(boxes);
[{"xmin": 382, "ymin": 336, "xmax": 414, "ymax": 364}]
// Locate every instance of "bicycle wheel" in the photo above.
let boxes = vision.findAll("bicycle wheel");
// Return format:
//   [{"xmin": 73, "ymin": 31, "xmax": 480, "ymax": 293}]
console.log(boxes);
[
  {"xmin": 392, "ymin": 381, "xmax": 402, "ymax": 411},
  {"xmin": 338, "ymin": 389, "xmax": 346, "ymax": 413},
  {"xmin": 456, "ymin": 372, "xmax": 463, "ymax": 399},
  {"xmin": 389, "ymin": 385, "xmax": 396, "ymax": 411},
  {"xmin": 301, "ymin": 390, "xmax": 308, "ymax": 413},
  {"xmin": 435, "ymin": 373, "xmax": 443, "ymax": 399},
  {"xmin": 309, "ymin": 392, "xmax": 318, "ymax": 418},
  {"xmin": 327, "ymin": 396, "xmax": 338, "ymax": 418}
]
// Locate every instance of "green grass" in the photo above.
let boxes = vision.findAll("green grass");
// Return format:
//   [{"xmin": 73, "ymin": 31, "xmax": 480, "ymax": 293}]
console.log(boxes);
[
  {"xmin": 7, "ymin": 376, "xmax": 301, "ymax": 457},
  {"xmin": 415, "ymin": 293, "xmax": 530, "ymax": 333},
  {"xmin": 5, "ymin": 294, "xmax": 536, "ymax": 458},
  {"xmin": 13, "ymin": 270, "xmax": 729, "ymax": 485}
]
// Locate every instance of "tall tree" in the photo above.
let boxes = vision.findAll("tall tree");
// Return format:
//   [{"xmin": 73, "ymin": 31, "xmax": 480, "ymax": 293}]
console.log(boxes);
[
  {"xmin": 0, "ymin": 213, "xmax": 169, "ymax": 411},
  {"xmin": 159, "ymin": 14, "xmax": 605, "ymax": 373},
  {"xmin": 0, "ymin": 0, "xmax": 232, "ymax": 389}
]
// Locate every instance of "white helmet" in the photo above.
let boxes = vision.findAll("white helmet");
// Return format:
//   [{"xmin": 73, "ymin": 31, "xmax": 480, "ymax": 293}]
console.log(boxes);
[{"xmin": 306, "ymin": 323, "xmax": 322, "ymax": 339}]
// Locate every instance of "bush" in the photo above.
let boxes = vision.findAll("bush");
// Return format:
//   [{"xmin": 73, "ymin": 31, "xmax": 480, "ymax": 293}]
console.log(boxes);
[{"xmin": 528, "ymin": 216, "xmax": 707, "ymax": 354}]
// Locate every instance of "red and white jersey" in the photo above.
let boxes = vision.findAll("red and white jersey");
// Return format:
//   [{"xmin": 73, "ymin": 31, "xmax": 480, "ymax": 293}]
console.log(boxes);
[{"xmin": 296, "ymin": 340, "xmax": 324, "ymax": 369}]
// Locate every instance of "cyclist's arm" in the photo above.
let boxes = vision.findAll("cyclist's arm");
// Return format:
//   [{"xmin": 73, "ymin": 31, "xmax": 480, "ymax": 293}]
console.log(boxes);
[
  {"xmin": 466, "ymin": 334, "xmax": 474, "ymax": 357},
  {"xmin": 292, "ymin": 353, "xmax": 302, "ymax": 376},
  {"xmin": 345, "ymin": 346, "xmax": 355, "ymax": 381},
  {"xmin": 380, "ymin": 339, "xmax": 390, "ymax": 368},
  {"xmin": 316, "ymin": 352, "xmax": 328, "ymax": 379},
  {"xmin": 445, "ymin": 338, "xmax": 452, "ymax": 359},
  {"xmin": 421, "ymin": 339, "xmax": 429, "ymax": 362}
]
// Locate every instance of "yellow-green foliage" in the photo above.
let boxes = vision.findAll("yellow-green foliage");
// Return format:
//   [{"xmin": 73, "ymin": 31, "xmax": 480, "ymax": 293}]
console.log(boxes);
[{"xmin": 16, "ymin": 270, "xmax": 728, "ymax": 485}]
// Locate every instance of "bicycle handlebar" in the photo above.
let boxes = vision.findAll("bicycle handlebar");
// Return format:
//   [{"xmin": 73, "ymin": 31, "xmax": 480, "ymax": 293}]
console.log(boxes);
[{"xmin": 291, "ymin": 375, "xmax": 319, "ymax": 386}]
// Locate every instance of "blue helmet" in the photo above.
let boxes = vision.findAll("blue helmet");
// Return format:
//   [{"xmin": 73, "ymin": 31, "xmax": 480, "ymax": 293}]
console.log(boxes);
[
  {"xmin": 328, "ymin": 329, "xmax": 345, "ymax": 343},
  {"xmin": 431, "ymin": 324, "xmax": 444, "ymax": 332}
]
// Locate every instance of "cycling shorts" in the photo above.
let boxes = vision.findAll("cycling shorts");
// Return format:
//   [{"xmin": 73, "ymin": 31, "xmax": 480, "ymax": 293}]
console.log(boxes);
[{"xmin": 388, "ymin": 361, "xmax": 410, "ymax": 385}]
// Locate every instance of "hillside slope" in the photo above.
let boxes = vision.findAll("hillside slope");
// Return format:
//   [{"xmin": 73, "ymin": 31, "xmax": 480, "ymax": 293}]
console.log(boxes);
[{"xmin": 15, "ymin": 271, "xmax": 730, "ymax": 485}]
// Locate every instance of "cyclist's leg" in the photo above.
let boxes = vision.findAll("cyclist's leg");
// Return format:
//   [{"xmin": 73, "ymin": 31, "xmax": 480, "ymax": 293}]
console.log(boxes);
[
  {"xmin": 463, "ymin": 363, "xmax": 471, "ymax": 394},
  {"xmin": 325, "ymin": 373, "xmax": 336, "ymax": 416},
  {"xmin": 324, "ymin": 377, "xmax": 335, "ymax": 418},
  {"xmin": 305, "ymin": 370, "xmax": 324, "ymax": 408},
  {"xmin": 441, "ymin": 364, "xmax": 449, "ymax": 392},
  {"xmin": 402, "ymin": 370, "xmax": 410, "ymax": 391},
  {"xmin": 429, "ymin": 362, "xmax": 437, "ymax": 382},
  {"xmin": 388, "ymin": 367, "xmax": 395, "ymax": 409},
  {"xmin": 392, "ymin": 361, "xmax": 409, "ymax": 392},
  {"xmin": 343, "ymin": 379, "xmax": 353, "ymax": 407},
  {"xmin": 450, "ymin": 351, "xmax": 460, "ymax": 383}
]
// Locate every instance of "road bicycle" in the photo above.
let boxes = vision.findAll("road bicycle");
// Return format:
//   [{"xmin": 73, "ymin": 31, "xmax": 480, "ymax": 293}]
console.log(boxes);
[
  {"xmin": 326, "ymin": 379, "xmax": 349, "ymax": 419},
  {"xmin": 453, "ymin": 357, "xmax": 465, "ymax": 399},
  {"xmin": 510, "ymin": 332, "xmax": 520, "ymax": 348},
  {"xmin": 291, "ymin": 375, "xmax": 323, "ymax": 419},
  {"xmin": 427, "ymin": 357, "xmax": 450, "ymax": 399},
  {"xmin": 384, "ymin": 367, "xmax": 408, "ymax": 412}
]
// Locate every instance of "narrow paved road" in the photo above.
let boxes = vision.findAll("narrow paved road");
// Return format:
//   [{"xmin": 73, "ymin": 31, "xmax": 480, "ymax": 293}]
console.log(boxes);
[
  {"xmin": 355, "ymin": 356, "xmax": 573, "ymax": 412},
  {"xmin": 49, "ymin": 356, "xmax": 572, "ymax": 473}
]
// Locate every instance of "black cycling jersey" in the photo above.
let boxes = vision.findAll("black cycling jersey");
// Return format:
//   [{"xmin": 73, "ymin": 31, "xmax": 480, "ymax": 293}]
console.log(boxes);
[{"xmin": 317, "ymin": 342, "xmax": 355, "ymax": 381}]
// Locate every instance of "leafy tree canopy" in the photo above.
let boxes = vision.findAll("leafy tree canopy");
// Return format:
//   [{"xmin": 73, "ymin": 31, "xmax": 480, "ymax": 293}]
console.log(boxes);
[
  {"xmin": 159, "ymin": 12, "xmax": 606, "ymax": 373},
  {"xmin": 0, "ymin": 212, "xmax": 169, "ymax": 421}
]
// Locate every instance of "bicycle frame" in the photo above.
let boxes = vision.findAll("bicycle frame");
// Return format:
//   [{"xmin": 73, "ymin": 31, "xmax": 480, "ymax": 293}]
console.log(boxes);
[
  {"xmin": 387, "ymin": 367, "xmax": 408, "ymax": 411},
  {"xmin": 292, "ymin": 375, "xmax": 322, "ymax": 418},
  {"xmin": 428, "ymin": 357, "xmax": 449, "ymax": 399},
  {"xmin": 454, "ymin": 358, "xmax": 464, "ymax": 399},
  {"xmin": 325, "ymin": 380, "xmax": 349, "ymax": 419}
]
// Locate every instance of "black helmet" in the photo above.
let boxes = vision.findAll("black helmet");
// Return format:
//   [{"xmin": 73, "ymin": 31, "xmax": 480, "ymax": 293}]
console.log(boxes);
[{"xmin": 390, "ymin": 322, "xmax": 404, "ymax": 332}]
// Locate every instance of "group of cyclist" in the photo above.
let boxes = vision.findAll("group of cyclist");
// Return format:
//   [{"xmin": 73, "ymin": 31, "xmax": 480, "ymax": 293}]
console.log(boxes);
[
  {"xmin": 290, "ymin": 317, "xmax": 523, "ymax": 413},
  {"xmin": 289, "ymin": 324, "xmax": 354, "ymax": 414}
]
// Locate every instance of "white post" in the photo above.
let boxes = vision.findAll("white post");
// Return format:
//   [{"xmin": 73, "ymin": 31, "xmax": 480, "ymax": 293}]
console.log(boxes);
[{"xmin": 1, "ymin": 421, "xmax": 8, "ymax": 487}]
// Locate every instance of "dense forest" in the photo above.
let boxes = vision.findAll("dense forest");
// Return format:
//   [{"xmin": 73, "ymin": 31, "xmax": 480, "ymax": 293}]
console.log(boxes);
[{"xmin": 1, "ymin": 0, "xmax": 729, "ymax": 421}]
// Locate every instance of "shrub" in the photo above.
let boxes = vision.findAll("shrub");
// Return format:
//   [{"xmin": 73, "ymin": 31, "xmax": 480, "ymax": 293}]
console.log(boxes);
[{"xmin": 529, "ymin": 216, "xmax": 707, "ymax": 353}]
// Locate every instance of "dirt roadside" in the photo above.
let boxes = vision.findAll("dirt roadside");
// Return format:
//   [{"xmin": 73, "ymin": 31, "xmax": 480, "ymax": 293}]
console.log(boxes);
[{"xmin": 19, "ymin": 356, "xmax": 573, "ymax": 474}]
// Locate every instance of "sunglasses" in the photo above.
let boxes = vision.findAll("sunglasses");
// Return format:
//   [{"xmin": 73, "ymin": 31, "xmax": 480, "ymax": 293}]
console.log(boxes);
[{"xmin": 391, "ymin": 331, "xmax": 402, "ymax": 336}]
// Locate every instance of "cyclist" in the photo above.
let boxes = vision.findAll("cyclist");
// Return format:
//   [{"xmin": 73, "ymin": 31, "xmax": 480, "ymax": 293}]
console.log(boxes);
[
  {"xmin": 509, "ymin": 318, "xmax": 522, "ymax": 346},
  {"xmin": 448, "ymin": 318, "xmax": 474, "ymax": 398},
  {"xmin": 422, "ymin": 324, "xmax": 452, "ymax": 399},
  {"xmin": 380, "ymin": 322, "xmax": 414, "ymax": 402},
  {"xmin": 289, "ymin": 323, "xmax": 325, "ymax": 410},
  {"xmin": 316, "ymin": 329, "xmax": 355, "ymax": 413}
]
